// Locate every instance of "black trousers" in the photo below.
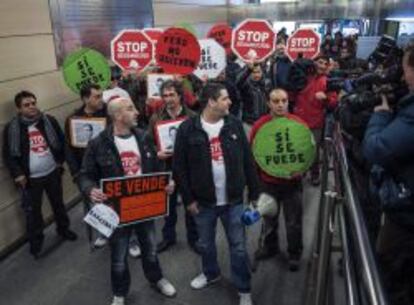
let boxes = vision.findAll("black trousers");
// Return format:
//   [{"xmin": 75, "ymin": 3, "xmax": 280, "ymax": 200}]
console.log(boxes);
[
  {"xmin": 376, "ymin": 217, "xmax": 414, "ymax": 305},
  {"xmin": 20, "ymin": 169, "xmax": 70, "ymax": 246},
  {"xmin": 260, "ymin": 181, "xmax": 304, "ymax": 258}
]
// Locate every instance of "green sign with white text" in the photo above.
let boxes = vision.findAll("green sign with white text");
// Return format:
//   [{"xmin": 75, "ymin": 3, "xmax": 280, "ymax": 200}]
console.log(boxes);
[
  {"xmin": 62, "ymin": 48, "xmax": 111, "ymax": 94},
  {"xmin": 253, "ymin": 117, "xmax": 316, "ymax": 178}
]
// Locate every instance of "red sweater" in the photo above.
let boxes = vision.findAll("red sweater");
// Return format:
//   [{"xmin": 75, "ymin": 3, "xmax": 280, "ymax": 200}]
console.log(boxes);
[
  {"xmin": 250, "ymin": 113, "xmax": 307, "ymax": 185},
  {"xmin": 292, "ymin": 74, "xmax": 337, "ymax": 129}
]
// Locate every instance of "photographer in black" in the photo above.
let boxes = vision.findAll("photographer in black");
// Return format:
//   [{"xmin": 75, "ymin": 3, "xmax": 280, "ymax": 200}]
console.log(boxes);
[{"xmin": 362, "ymin": 42, "xmax": 414, "ymax": 305}]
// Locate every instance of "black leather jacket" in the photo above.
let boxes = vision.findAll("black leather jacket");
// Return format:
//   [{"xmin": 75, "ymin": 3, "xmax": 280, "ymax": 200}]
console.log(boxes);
[{"xmin": 78, "ymin": 126, "xmax": 158, "ymax": 197}]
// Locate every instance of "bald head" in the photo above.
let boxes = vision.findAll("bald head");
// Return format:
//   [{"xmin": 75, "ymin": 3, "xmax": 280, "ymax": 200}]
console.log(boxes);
[
  {"xmin": 108, "ymin": 97, "xmax": 139, "ymax": 128},
  {"xmin": 107, "ymin": 97, "xmax": 131, "ymax": 118}
]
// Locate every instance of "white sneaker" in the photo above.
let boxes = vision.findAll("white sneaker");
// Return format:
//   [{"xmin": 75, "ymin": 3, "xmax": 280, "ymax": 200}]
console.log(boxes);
[
  {"xmin": 110, "ymin": 296, "xmax": 125, "ymax": 305},
  {"xmin": 128, "ymin": 244, "xmax": 141, "ymax": 258},
  {"xmin": 190, "ymin": 273, "xmax": 221, "ymax": 290},
  {"xmin": 239, "ymin": 293, "xmax": 253, "ymax": 305},
  {"xmin": 156, "ymin": 278, "xmax": 177, "ymax": 297},
  {"xmin": 94, "ymin": 236, "xmax": 108, "ymax": 248}
]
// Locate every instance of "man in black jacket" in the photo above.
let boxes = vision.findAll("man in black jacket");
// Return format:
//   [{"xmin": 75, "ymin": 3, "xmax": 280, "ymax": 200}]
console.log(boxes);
[
  {"xmin": 236, "ymin": 63, "xmax": 272, "ymax": 128},
  {"xmin": 173, "ymin": 82, "xmax": 259, "ymax": 305},
  {"xmin": 3, "ymin": 91, "xmax": 77, "ymax": 258},
  {"xmin": 65, "ymin": 84, "xmax": 107, "ymax": 181},
  {"xmin": 64, "ymin": 84, "xmax": 112, "ymax": 249},
  {"xmin": 148, "ymin": 80, "xmax": 199, "ymax": 253},
  {"xmin": 78, "ymin": 97, "xmax": 176, "ymax": 305}
]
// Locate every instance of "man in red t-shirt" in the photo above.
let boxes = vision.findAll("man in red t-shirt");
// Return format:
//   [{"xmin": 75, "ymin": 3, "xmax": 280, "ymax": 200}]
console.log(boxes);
[{"xmin": 250, "ymin": 88, "xmax": 305, "ymax": 271}]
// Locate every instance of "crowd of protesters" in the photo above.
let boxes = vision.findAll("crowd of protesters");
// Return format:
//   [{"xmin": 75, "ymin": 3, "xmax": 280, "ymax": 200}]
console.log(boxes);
[{"xmin": 3, "ymin": 28, "xmax": 414, "ymax": 305}]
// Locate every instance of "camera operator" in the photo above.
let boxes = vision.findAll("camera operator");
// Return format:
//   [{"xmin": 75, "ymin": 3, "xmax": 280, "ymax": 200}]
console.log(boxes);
[{"xmin": 363, "ymin": 42, "xmax": 414, "ymax": 305}]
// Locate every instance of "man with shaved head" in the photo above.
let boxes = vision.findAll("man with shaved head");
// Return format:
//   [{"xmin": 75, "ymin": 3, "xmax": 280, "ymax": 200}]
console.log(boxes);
[{"xmin": 79, "ymin": 97, "xmax": 177, "ymax": 305}]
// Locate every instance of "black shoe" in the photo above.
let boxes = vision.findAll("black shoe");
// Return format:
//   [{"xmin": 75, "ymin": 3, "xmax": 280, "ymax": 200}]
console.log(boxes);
[
  {"xmin": 157, "ymin": 240, "xmax": 176, "ymax": 253},
  {"xmin": 310, "ymin": 174, "xmax": 321, "ymax": 186},
  {"xmin": 254, "ymin": 247, "xmax": 278, "ymax": 261},
  {"xmin": 58, "ymin": 229, "xmax": 78, "ymax": 241},
  {"xmin": 189, "ymin": 242, "xmax": 202, "ymax": 255},
  {"xmin": 30, "ymin": 236, "xmax": 44, "ymax": 258},
  {"xmin": 288, "ymin": 259, "xmax": 300, "ymax": 272}
]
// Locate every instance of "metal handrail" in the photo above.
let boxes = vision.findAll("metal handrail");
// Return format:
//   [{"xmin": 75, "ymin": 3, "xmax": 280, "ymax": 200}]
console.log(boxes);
[
  {"xmin": 310, "ymin": 121, "xmax": 388, "ymax": 305},
  {"xmin": 333, "ymin": 125, "xmax": 388, "ymax": 305}
]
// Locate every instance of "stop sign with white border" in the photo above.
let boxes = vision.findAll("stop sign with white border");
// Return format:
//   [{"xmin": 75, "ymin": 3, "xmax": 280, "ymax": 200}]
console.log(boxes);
[
  {"xmin": 286, "ymin": 28, "xmax": 321, "ymax": 62},
  {"xmin": 231, "ymin": 19, "xmax": 276, "ymax": 63},
  {"xmin": 111, "ymin": 29, "xmax": 153, "ymax": 72}
]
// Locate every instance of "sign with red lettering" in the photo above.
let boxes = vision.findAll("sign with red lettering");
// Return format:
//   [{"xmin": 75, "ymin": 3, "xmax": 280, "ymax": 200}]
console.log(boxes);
[
  {"xmin": 193, "ymin": 39, "xmax": 226, "ymax": 80},
  {"xmin": 101, "ymin": 172, "xmax": 171, "ymax": 226},
  {"xmin": 155, "ymin": 27, "xmax": 201, "ymax": 75},
  {"xmin": 207, "ymin": 23, "xmax": 233, "ymax": 55},
  {"xmin": 231, "ymin": 19, "xmax": 276, "ymax": 63},
  {"xmin": 286, "ymin": 28, "xmax": 321, "ymax": 62},
  {"xmin": 111, "ymin": 29, "xmax": 153, "ymax": 72}
]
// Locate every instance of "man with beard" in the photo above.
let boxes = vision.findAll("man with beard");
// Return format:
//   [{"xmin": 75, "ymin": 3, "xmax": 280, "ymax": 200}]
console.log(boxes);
[{"xmin": 79, "ymin": 97, "xmax": 177, "ymax": 305}]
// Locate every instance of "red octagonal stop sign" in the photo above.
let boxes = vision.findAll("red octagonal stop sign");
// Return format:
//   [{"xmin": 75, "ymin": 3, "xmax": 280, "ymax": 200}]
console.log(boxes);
[
  {"xmin": 111, "ymin": 29, "xmax": 153, "ymax": 72},
  {"xmin": 286, "ymin": 29, "xmax": 321, "ymax": 62},
  {"xmin": 231, "ymin": 19, "xmax": 275, "ymax": 63}
]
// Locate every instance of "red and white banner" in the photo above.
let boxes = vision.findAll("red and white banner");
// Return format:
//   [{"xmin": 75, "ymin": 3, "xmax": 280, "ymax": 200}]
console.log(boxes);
[
  {"xmin": 111, "ymin": 29, "xmax": 153, "ymax": 72},
  {"xmin": 231, "ymin": 19, "xmax": 276, "ymax": 63},
  {"xmin": 286, "ymin": 28, "xmax": 321, "ymax": 62}
]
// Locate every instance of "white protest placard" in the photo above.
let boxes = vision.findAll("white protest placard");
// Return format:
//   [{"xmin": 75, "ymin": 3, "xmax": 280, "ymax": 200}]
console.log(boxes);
[
  {"xmin": 147, "ymin": 73, "xmax": 175, "ymax": 99},
  {"xmin": 69, "ymin": 117, "xmax": 107, "ymax": 148},
  {"xmin": 84, "ymin": 204, "xmax": 120, "ymax": 238},
  {"xmin": 194, "ymin": 39, "xmax": 227, "ymax": 80}
]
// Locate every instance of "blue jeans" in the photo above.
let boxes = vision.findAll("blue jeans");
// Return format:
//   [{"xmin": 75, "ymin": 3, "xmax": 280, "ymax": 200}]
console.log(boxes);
[
  {"xmin": 162, "ymin": 190, "xmax": 198, "ymax": 245},
  {"xmin": 194, "ymin": 204, "xmax": 251, "ymax": 293},
  {"xmin": 110, "ymin": 220, "xmax": 162, "ymax": 297}
]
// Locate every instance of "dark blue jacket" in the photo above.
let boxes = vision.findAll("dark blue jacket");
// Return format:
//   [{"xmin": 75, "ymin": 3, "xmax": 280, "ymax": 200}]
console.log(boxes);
[
  {"xmin": 268, "ymin": 56, "xmax": 292, "ymax": 90},
  {"xmin": 363, "ymin": 93, "xmax": 414, "ymax": 228}
]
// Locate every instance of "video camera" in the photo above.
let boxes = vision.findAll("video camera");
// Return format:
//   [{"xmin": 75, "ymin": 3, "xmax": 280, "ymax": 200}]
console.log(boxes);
[{"xmin": 330, "ymin": 36, "xmax": 408, "ymax": 112}]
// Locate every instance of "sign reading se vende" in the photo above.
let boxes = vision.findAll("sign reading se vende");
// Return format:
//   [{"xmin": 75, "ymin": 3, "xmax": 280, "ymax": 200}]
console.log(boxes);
[
  {"xmin": 155, "ymin": 27, "xmax": 201, "ymax": 75},
  {"xmin": 101, "ymin": 172, "xmax": 171, "ymax": 226},
  {"xmin": 232, "ymin": 19, "xmax": 276, "ymax": 63},
  {"xmin": 111, "ymin": 29, "xmax": 153, "ymax": 72},
  {"xmin": 207, "ymin": 23, "xmax": 233, "ymax": 55},
  {"xmin": 193, "ymin": 39, "xmax": 226, "ymax": 80},
  {"xmin": 286, "ymin": 28, "xmax": 321, "ymax": 62}
]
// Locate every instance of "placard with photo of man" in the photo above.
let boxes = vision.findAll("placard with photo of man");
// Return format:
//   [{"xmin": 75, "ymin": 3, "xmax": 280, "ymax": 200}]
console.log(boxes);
[
  {"xmin": 69, "ymin": 117, "xmax": 107, "ymax": 148},
  {"xmin": 147, "ymin": 73, "xmax": 174, "ymax": 99},
  {"xmin": 155, "ymin": 118, "xmax": 185, "ymax": 152}
]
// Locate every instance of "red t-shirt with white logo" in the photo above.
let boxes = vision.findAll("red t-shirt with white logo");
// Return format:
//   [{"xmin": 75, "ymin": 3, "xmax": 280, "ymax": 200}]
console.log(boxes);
[
  {"xmin": 28, "ymin": 124, "xmax": 56, "ymax": 178},
  {"xmin": 114, "ymin": 135, "xmax": 142, "ymax": 176},
  {"xmin": 201, "ymin": 118, "xmax": 227, "ymax": 206}
]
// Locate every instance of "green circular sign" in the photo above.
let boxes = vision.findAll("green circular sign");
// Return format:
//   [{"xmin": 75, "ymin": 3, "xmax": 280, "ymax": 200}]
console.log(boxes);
[
  {"xmin": 62, "ymin": 48, "xmax": 111, "ymax": 94},
  {"xmin": 253, "ymin": 117, "xmax": 316, "ymax": 178}
]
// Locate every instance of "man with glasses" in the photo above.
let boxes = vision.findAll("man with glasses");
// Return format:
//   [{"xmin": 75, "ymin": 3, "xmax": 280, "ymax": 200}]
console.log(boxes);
[{"xmin": 3, "ymin": 90, "xmax": 77, "ymax": 258}]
